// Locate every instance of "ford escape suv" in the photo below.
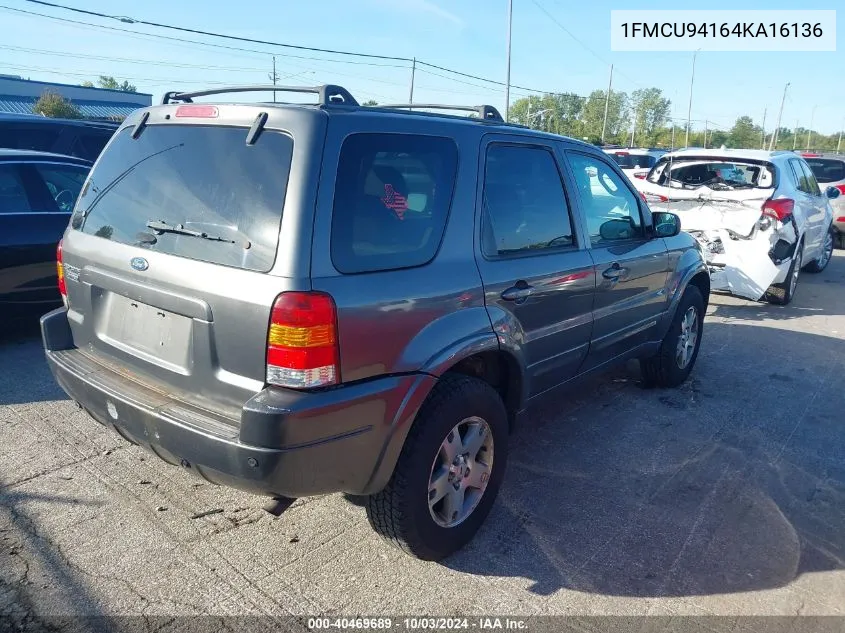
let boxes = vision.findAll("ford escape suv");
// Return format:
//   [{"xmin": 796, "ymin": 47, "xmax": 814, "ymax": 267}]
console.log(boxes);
[{"xmin": 41, "ymin": 84, "xmax": 710, "ymax": 561}]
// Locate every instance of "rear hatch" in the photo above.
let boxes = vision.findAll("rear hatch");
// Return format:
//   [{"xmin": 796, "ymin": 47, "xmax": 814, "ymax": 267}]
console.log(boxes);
[{"xmin": 61, "ymin": 106, "xmax": 317, "ymax": 422}]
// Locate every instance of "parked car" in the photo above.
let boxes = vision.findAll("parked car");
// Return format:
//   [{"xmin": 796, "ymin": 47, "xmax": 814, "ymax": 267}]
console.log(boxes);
[
  {"xmin": 636, "ymin": 149, "xmax": 838, "ymax": 305},
  {"xmin": 603, "ymin": 148, "xmax": 667, "ymax": 181},
  {"xmin": 801, "ymin": 153, "xmax": 845, "ymax": 248},
  {"xmin": 0, "ymin": 113, "xmax": 118, "ymax": 162},
  {"xmin": 41, "ymin": 84, "xmax": 709, "ymax": 561},
  {"xmin": 1, "ymin": 149, "xmax": 91, "ymax": 322}
]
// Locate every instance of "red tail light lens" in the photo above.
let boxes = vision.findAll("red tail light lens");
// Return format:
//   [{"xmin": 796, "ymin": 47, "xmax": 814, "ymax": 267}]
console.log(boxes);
[
  {"xmin": 761, "ymin": 198, "xmax": 794, "ymax": 222},
  {"xmin": 634, "ymin": 173, "xmax": 646, "ymax": 179},
  {"xmin": 175, "ymin": 105, "xmax": 219, "ymax": 118},
  {"xmin": 266, "ymin": 292, "xmax": 340, "ymax": 389},
  {"xmin": 56, "ymin": 239, "xmax": 66, "ymax": 298},
  {"xmin": 835, "ymin": 185, "xmax": 845, "ymax": 195}
]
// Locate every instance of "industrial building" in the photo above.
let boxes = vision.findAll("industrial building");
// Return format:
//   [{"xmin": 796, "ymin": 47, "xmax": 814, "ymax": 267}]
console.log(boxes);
[{"xmin": 0, "ymin": 75, "xmax": 151, "ymax": 120}]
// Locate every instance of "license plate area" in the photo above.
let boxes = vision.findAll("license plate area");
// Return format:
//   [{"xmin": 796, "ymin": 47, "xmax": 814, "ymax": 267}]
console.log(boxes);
[{"xmin": 96, "ymin": 292, "xmax": 193, "ymax": 374}]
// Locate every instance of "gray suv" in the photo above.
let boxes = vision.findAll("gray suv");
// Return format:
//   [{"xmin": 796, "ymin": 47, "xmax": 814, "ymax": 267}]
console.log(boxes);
[{"xmin": 41, "ymin": 84, "xmax": 710, "ymax": 561}]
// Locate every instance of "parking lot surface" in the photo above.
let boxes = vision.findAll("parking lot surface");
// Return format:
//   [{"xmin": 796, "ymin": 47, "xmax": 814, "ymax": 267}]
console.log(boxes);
[{"xmin": 2, "ymin": 254, "xmax": 844, "ymax": 624}]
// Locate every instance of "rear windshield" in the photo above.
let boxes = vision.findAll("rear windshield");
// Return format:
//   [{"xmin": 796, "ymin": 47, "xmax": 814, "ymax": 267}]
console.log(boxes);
[
  {"xmin": 330, "ymin": 133, "xmax": 458, "ymax": 274},
  {"xmin": 609, "ymin": 153, "xmax": 656, "ymax": 169},
  {"xmin": 804, "ymin": 158, "xmax": 845, "ymax": 184},
  {"xmin": 646, "ymin": 158, "xmax": 774, "ymax": 190},
  {"xmin": 74, "ymin": 124, "xmax": 293, "ymax": 272}
]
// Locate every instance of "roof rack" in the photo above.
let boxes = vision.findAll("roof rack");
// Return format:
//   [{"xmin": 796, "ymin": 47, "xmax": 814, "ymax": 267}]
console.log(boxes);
[
  {"xmin": 376, "ymin": 103, "xmax": 504, "ymax": 122},
  {"xmin": 160, "ymin": 84, "xmax": 359, "ymax": 106}
]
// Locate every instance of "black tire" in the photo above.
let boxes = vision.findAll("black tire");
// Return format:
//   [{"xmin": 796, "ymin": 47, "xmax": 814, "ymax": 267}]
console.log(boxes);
[
  {"xmin": 802, "ymin": 227, "xmax": 835, "ymax": 273},
  {"xmin": 640, "ymin": 285, "xmax": 704, "ymax": 389},
  {"xmin": 366, "ymin": 374, "xmax": 508, "ymax": 561},
  {"xmin": 766, "ymin": 242, "xmax": 803, "ymax": 305}
]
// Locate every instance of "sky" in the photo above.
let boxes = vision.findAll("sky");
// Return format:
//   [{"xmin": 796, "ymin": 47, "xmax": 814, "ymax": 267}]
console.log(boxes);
[{"xmin": 1, "ymin": 0, "xmax": 843, "ymax": 134}]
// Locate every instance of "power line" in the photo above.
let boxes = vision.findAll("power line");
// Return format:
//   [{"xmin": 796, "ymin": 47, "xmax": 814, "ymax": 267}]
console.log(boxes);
[
  {"xmin": 12, "ymin": 0, "xmax": 576, "ymax": 97},
  {"xmin": 535, "ymin": 0, "xmax": 644, "ymax": 88},
  {"xmin": 0, "ymin": 5, "xmax": 409, "ymax": 69},
  {"xmin": 22, "ymin": 0, "xmax": 413, "ymax": 62}
]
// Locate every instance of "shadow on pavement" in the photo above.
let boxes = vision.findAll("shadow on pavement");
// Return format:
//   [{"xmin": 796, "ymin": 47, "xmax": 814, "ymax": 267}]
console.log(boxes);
[
  {"xmin": 447, "ymin": 321, "xmax": 845, "ymax": 598},
  {"xmin": 0, "ymin": 316, "xmax": 68, "ymax": 406}
]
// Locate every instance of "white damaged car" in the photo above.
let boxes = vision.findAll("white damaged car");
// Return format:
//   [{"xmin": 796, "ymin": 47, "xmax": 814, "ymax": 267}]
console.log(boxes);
[{"xmin": 636, "ymin": 149, "xmax": 839, "ymax": 305}]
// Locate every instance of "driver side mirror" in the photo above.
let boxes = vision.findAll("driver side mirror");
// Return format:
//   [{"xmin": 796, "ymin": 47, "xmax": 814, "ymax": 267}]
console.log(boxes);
[
  {"xmin": 825, "ymin": 186, "xmax": 842, "ymax": 200},
  {"xmin": 652, "ymin": 211, "xmax": 681, "ymax": 238}
]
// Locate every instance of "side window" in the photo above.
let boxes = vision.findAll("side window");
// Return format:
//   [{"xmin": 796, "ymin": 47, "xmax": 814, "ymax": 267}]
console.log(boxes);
[
  {"xmin": 799, "ymin": 161, "xmax": 822, "ymax": 196},
  {"xmin": 0, "ymin": 165, "xmax": 33, "ymax": 214},
  {"xmin": 567, "ymin": 152, "xmax": 644, "ymax": 245},
  {"xmin": 32, "ymin": 164, "xmax": 89, "ymax": 213},
  {"xmin": 330, "ymin": 133, "xmax": 458, "ymax": 274},
  {"xmin": 71, "ymin": 133, "xmax": 111, "ymax": 161},
  {"xmin": 789, "ymin": 159, "xmax": 810, "ymax": 193},
  {"xmin": 0, "ymin": 125, "xmax": 62, "ymax": 152},
  {"xmin": 481, "ymin": 144, "xmax": 575, "ymax": 257}
]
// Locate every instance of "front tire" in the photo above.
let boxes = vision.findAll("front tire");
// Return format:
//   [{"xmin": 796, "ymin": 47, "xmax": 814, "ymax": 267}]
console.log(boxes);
[
  {"xmin": 640, "ymin": 285, "xmax": 704, "ymax": 388},
  {"xmin": 366, "ymin": 374, "xmax": 508, "ymax": 561}
]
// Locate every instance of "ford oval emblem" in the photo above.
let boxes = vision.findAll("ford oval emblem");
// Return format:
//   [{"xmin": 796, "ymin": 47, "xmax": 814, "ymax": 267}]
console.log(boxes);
[{"xmin": 130, "ymin": 257, "xmax": 149, "ymax": 272}]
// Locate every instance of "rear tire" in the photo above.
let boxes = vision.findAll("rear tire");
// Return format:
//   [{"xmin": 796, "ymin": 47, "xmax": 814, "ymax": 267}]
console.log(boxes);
[
  {"xmin": 640, "ymin": 285, "xmax": 704, "ymax": 389},
  {"xmin": 766, "ymin": 242, "xmax": 803, "ymax": 305},
  {"xmin": 802, "ymin": 228, "xmax": 834, "ymax": 273},
  {"xmin": 366, "ymin": 374, "xmax": 508, "ymax": 561}
]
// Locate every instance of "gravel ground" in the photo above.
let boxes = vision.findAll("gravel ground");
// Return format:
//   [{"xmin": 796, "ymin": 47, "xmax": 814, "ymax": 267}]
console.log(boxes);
[{"xmin": 2, "ymin": 252, "xmax": 844, "ymax": 628}]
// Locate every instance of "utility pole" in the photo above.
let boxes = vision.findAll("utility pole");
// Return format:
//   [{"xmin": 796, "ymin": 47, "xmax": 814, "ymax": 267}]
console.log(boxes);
[
  {"xmin": 269, "ymin": 55, "xmax": 279, "ymax": 103},
  {"xmin": 703, "ymin": 120, "xmax": 708, "ymax": 149},
  {"xmin": 670, "ymin": 121, "xmax": 676, "ymax": 151},
  {"xmin": 408, "ymin": 58, "xmax": 416, "ymax": 104},
  {"xmin": 760, "ymin": 108, "xmax": 767, "ymax": 149},
  {"xmin": 685, "ymin": 48, "xmax": 700, "ymax": 148},
  {"xmin": 793, "ymin": 119, "xmax": 799, "ymax": 150},
  {"xmin": 837, "ymin": 118, "xmax": 843, "ymax": 154},
  {"xmin": 630, "ymin": 111, "xmax": 636, "ymax": 147},
  {"xmin": 806, "ymin": 105, "xmax": 817, "ymax": 151},
  {"xmin": 769, "ymin": 82, "xmax": 789, "ymax": 151},
  {"xmin": 601, "ymin": 64, "xmax": 613, "ymax": 143},
  {"xmin": 504, "ymin": 0, "xmax": 513, "ymax": 122}
]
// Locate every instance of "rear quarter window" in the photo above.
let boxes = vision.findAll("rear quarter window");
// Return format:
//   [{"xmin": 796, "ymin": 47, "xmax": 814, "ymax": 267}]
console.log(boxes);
[{"xmin": 330, "ymin": 133, "xmax": 458, "ymax": 274}]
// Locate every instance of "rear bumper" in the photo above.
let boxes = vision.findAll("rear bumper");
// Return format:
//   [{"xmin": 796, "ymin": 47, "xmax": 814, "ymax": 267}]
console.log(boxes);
[{"xmin": 41, "ymin": 307, "xmax": 436, "ymax": 498}]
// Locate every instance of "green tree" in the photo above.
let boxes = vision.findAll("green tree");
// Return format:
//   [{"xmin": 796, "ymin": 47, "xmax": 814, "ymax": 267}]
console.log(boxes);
[
  {"xmin": 80, "ymin": 80, "xmax": 95, "ymax": 88},
  {"xmin": 728, "ymin": 116, "xmax": 761, "ymax": 149},
  {"xmin": 630, "ymin": 88, "xmax": 671, "ymax": 147},
  {"xmin": 362, "ymin": 99, "xmax": 378, "ymax": 106},
  {"xmin": 97, "ymin": 76, "xmax": 137, "ymax": 92},
  {"xmin": 580, "ymin": 89, "xmax": 629, "ymax": 143},
  {"xmin": 509, "ymin": 93, "xmax": 585, "ymax": 135},
  {"xmin": 32, "ymin": 90, "xmax": 82, "ymax": 119}
]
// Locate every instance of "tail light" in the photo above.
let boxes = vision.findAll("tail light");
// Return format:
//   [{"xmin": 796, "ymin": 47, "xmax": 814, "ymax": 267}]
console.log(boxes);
[
  {"xmin": 835, "ymin": 185, "xmax": 845, "ymax": 195},
  {"xmin": 56, "ymin": 239, "xmax": 67, "ymax": 299},
  {"xmin": 761, "ymin": 198, "xmax": 794, "ymax": 222},
  {"xmin": 634, "ymin": 173, "xmax": 647, "ymax": 179},
  {"xmin": 266, "ymin": 292, "xmax": 340, "ymax": 389}
]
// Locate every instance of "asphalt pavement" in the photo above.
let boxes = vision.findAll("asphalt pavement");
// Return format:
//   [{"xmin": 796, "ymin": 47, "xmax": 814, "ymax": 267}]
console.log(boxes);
[{"xmin": 2, "ymin": 253, "xmax": 844, "ymax": 628}]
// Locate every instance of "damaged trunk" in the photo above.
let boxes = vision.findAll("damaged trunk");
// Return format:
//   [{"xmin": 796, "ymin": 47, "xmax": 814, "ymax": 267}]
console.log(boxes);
[{"xmin": 640, "ymin": 188, "xmax": 797, "ymax": 301}]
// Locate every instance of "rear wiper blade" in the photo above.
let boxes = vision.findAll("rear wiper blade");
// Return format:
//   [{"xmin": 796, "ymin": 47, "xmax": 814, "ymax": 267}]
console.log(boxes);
[{"xmin": 145, "ymin": 220, "xmax": 250, "ymax": 248}]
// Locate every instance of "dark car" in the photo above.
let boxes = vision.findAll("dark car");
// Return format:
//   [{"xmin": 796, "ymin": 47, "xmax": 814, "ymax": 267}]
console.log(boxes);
[
  {"xmin": 1, "ymin": 149, "xmax": 91, "ymax": 321},
  {"xmin": 0, "ymin": 113, "xmax": 118, "ymax": 162},
  {"xmin": 40, "ymin": 84, "xmax": 709, "ymax": 561}
]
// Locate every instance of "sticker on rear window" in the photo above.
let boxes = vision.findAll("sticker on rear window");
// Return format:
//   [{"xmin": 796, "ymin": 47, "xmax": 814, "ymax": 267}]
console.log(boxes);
[{"xmin": 381, "ymin": 184, "xmax": 408, "ymax": 220}]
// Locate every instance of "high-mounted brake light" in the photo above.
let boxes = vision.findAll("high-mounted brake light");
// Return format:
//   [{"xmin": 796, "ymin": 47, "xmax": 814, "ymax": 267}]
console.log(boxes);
[
  {"xmin": 761, "ymin": 198, "xmax": 794, "ymax": 222},
  {"xmin": 56, "ymin": 239, "xmax": 66, "ymax": 299},
  {"xmin": 801, "ymin": 153, "xmax": 820, "ymax": 158},
  {"xmin": 266, "ymin": 292, "xmax": 340, "ymax": 389},
  {"xmin": 175, "ymin": 105, "xmax": 219, "ymax": 118}
]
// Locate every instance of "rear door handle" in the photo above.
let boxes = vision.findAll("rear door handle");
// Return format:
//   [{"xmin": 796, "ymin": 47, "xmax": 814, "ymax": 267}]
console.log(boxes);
[
  {"xmin": 501, "ymin": 283, "xmax": 534, "ymax": 302},
  {"xmin": 602, "ymin": 263, "xmax": 627, "ymax": 280}
]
